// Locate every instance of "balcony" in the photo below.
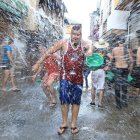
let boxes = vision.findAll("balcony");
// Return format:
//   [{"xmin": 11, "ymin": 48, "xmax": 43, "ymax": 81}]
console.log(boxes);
[
  {"xmin": 101, "ymin": 10, "xmax": 130, "ymax": 38},
  {"xmin": 115, "ymin": 0, "xmax": 134, "ymax": 11}
]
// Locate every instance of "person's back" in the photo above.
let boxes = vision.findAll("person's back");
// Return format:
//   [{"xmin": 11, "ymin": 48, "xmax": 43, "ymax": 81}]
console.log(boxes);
[
  {"xmin": 112, "ymin": 46, "xmax": 128, "ymax": 68},
  {"xmin": 110, "ymin": 39, "xmax": 133, "ymax": 109}
]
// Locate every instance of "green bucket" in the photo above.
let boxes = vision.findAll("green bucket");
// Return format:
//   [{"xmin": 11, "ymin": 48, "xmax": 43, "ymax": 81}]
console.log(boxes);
[
  {"xmin": 106, "ymin": 71, "xmax": 115, "ymax": 81},
  {"xmin": 86, "ymin": 53, "xmax": 104, "ymax": 70},
  {"xmin": 35, "ymin": 79, "xmax": 42, "ymax": 85},
  {"xmin": 127, "ymin": 74, "xmax": 133, "ymax": 83}
]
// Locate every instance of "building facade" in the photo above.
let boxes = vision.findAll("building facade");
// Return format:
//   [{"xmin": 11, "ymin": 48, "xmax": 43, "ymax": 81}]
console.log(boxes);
[{"xmin": 0, "ymin": 0, "xmax": 67, "ymax": 77}]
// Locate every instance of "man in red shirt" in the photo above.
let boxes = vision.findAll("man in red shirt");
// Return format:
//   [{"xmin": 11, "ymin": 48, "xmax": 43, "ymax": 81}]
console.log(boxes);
[{"xmin": 32, "ymin": 25, "xmax": 92, "ymax": 134}]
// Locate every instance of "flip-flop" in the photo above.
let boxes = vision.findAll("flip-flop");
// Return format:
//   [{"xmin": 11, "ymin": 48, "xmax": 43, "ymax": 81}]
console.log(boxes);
[
  {"xmin": 49, "ymin": 102, "xmax": 57, "ymax": 107},
  {"xmin": 57, "ymin": 126, "xmax": 68, "ymax": 135},
  {"xmin": 71, "ymin": 127, "xmax": 79, "ymax": 134},
  {"xmin": 12, "ymin": 89, "xmax": 21, "ymax": 92}
]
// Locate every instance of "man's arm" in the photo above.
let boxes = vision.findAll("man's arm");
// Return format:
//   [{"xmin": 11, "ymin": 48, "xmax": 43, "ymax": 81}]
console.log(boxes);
[
  {"xmin": 32, "ymin": 66, "xmax": 42, "ymax": 82},
  {"xmin": 83, "ymin": 41, "xmax": 93, "ymax": 57},
  {"xmin": 128, "ymin": 49, "xmax": 133, "ymax": 73},
  {"xmin": 136, "ymin": 47, "xmax": 140, "ymax": 66},
  {"xmin": 32, "ymin": 40, "xmax": 64, "ymax": 72},
  {"xmin": 12, "ymin": 45, "xmax": 17, "ymax": 63},
  {"xmin": 53, "ymin": 53, "xmax": 61, "ymax": 61},
  {"xmin": 107, "ymin": 49, "xmax": 114, "ymax": 63}
]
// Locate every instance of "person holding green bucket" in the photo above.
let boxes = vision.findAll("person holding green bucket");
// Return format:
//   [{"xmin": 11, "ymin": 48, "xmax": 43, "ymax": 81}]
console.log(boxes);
[{"xmin": 87, "ymin": 39, "xmax": 109, "ymax": 108}]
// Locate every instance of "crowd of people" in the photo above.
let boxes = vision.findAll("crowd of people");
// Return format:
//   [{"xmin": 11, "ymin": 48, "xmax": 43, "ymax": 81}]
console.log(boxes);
[{"xmin": 0, "ymin": 25, "xmax": 140, "ymax": 135}]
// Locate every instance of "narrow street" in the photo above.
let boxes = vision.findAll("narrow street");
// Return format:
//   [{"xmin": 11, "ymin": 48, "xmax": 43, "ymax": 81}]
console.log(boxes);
[
  {"xmin": 0, "ymin": 79, "xmax": 139, "ymax": 140},
  {"xmin": 0, "ymin": 0, "xmax": 140, "ymax": 140}
]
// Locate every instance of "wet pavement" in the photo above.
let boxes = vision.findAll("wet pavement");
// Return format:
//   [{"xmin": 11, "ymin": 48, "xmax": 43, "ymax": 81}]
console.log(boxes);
[{"xmin": 0, "ymin": 80, "xmax": 140, "ymax": 140}]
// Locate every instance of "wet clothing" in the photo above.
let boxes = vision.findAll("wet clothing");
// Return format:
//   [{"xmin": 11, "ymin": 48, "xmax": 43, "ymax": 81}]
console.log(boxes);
[
  {"xmin": 43, "ymin": 72, "xmax": 59, "ymax": 87},
  {"xmin": 3, "ymin": 45, "xmax": 12, "ymax": 64},
  {"xmin": 83, "ymin": 64, "xmax": 90, "ymax": 89},
  {"xmin": 130, "ymin": 66, "xmax": 140, "ymax": 88},
  {"xmin": 92, "ymin": 69, "xmax": 105, "ymax": 91},
  {"xmin": 43, "ymin": 54, "xmax": 59, "ymax": 75},
  {"xmin": 60, "ymin": 42, "xmax": 85, "ymax": 84},
  {"xmin": 43, "ymin": 54, "xmax": 59, "ymax": 85},
  {"xmin": 59, "ymin": 41, "xmax": 85, "ymax": 105},
  {"xmin": 112, "ymin": 68, "xmax": 129, "ymax": 107},
  {"xmin": 92, "ymin": 48, "xmax": 108, "ymax": 92},
  {"xmin": 1, "ymin": 45, "xmax": 12, "ymax": 69},
  {"xmin": 59, "ymin": 80, "xmax": 83, "ymax": 105},
  {"xmin": 2, "ymin": 64, "xmax": 12, "ymax": 70}
]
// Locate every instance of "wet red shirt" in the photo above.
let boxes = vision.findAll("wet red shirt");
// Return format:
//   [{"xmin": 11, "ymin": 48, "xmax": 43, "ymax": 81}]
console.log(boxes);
[
  {"xmin": 43, "ymin": 54, "xmax": 59, "ymax": 75},
  {"xmin": 60, "ymin": 42, "xmax": 85, "ymax": 84}
]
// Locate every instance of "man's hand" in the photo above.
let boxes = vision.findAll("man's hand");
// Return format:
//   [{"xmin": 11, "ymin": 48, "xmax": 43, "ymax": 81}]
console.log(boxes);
[
  {"xmin": 86, "ymin": 51, "xmax": 92, "ymax": 57},
  {"xmin": 103, "ymin": 65, "xmax": 109, "ymax": 71},
  {"xmin": 32, "ymin": 63, "xmax": 40, "ymax": 72},
  {"xmin": 32, "ymin": 74, "xmax": 37, "ymax": 82}
]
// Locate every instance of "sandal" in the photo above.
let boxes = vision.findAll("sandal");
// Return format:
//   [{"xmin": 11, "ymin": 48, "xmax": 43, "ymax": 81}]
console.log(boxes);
[
  {"xmin": 12, "ymin": 88, "xmax": 21, "ymax": 92},
  {"xmin": 71, "ymin": 127, "xmax": 79, "ymax": 134},
  {"xmin": 49, "ymin": 102, "xmax": 57, "ymax": 107},
  {"xmin": 57, "ymin": 126, "xmax": 68, "ymax": 135}
]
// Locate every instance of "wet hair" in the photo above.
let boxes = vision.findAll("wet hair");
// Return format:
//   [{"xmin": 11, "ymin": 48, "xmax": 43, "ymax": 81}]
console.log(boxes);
[
  {"xmin": 9, "ymin": 38, "xmax": 14, "ymax": 44},
  {"xmin": 115, "ymin": 40, "xmax": 125, "ymax": 47},
  {"xmin": 72, "ymin": 25, "xmax": 81, "ymax": 31}
]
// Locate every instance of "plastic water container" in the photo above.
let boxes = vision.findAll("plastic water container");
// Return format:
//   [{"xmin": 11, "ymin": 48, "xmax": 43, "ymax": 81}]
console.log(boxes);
[
  {"xmin": 127, "ymin": 74, "xmax": 133, "ymax": 83},
  {"xmin": 35, "ymin": 79, "xmax": 42, "ymax": 85},
  {"xmin": 53, "ymin": 82, "xmax": 59, "ymax": 90},
  {"xmin": 106, "ymin": 71, "xmax": 115, "ymax": 81},
  {"xmin": 86, "ymin": 53, "xmax": 104, "ymax": 70}
]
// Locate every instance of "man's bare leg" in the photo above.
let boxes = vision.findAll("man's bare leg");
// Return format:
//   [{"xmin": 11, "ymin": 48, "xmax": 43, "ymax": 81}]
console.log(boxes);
[
  {"xmin": 10, "ymin": 73, "xmax": 17, "ymax": 90},
  {"xmin": 46, "ymin": 78, "xmax": 57, "ymax": 105},
  {"xmin": 49, "ymin": 84, "xmax": 57, "ymax": 104},
  {"xmin": 61, "ymin": 104, "xmax": 69, "ymax": 126},
  {"xmin": 2, "ymin": 70, "xmax": 10, "ymax": 91},
  {"xmin": 90, "ymin": 86, "xmax": 96, "ymax": 105},
  {"xmin": 71, "ymin": 104, "xmax": 80, "ymax": 133},
  {"xmin": 58, "ymin": 104, "xmax": 69, "ymax": 134},
  {"xmin": 99, "ymin": 90, "xmax": 104, "ymax": 106},
  {"xmin": 42, "ymin": 85, "xmax": 51, "ymax": 100}
]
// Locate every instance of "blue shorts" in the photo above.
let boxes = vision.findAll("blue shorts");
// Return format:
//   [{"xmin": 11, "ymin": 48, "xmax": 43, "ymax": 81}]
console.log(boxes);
[{"xmin": 59, "ymin": 80, "xmax": 83, "ymax": 105}]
